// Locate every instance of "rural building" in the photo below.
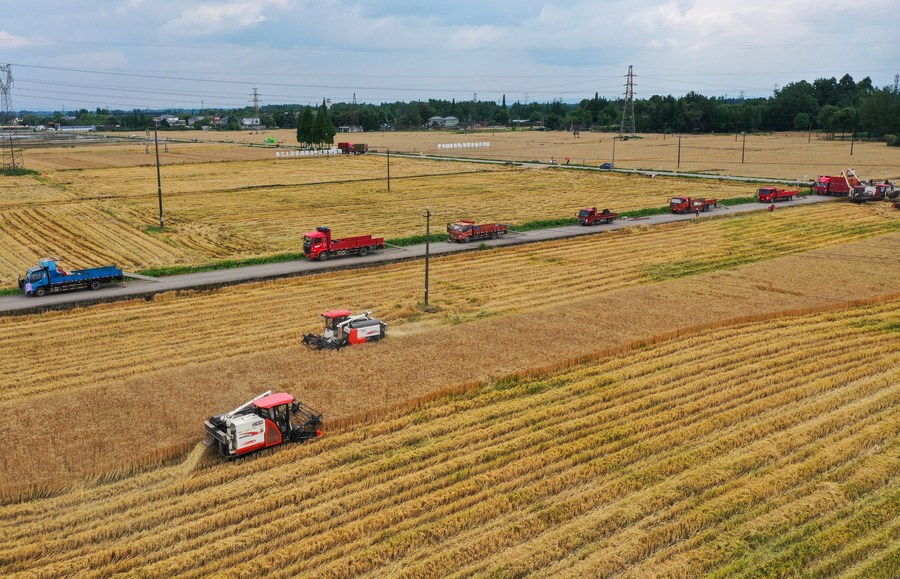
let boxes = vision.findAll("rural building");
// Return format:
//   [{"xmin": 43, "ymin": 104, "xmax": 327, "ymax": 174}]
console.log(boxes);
[
  {"xmin": 153, "ymin": 114, "xmax": 185, "ymax": 127},
  {"xmin": 428, "ymin": 116, "xmax": 460, "ymax": 128},
  {"xmin": 338, "ymin": 125, "xmax": 364, "ymax": 133},
  {"xmin": 240, "ymin": 117, "xmax": 261, "ymax": 129}
]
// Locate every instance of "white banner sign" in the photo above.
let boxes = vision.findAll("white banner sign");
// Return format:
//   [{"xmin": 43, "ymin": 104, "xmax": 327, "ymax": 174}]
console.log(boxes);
[
  {"xmin": 276, "ymin": 148, "xmax": 341, "ymax": 158},
  {"xmin": 436, "ymin": 142, "xmax": 491, "ymax": 150}
]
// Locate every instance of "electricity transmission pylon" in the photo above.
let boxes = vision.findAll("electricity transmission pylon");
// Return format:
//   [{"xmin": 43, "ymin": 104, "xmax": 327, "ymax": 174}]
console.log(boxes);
[
  {"xmin": 1, "ymin": 64, "xmax": 24, "ymax": 171},
  {"xmin": 619, "ymin": 65, "xmax": 636, "ymax": 137}
]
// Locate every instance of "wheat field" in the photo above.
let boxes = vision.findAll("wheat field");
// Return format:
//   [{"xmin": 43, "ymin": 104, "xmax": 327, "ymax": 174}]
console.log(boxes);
[
  {"xmin": 154, "ymin": 128, "xmax": 900, "ymax": 181},
  {"xmin": 0, "ymin": 203, "xmax": 897, "ymax": 497},
  {"xmin": 0, "ymin": 156, "xmax": 756, "ymax": 286},
  {"xmin": 0, "ymin": 296, "xmax": 896, "ymax": 577}
]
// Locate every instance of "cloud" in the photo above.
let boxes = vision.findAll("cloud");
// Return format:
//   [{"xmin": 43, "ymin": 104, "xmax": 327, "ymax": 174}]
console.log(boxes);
[
  {"xmin": 161, "ymin": 0, "xmax": 288, "ymax": 37},
  {"xmin": 0, "ymin": 30, "xmax": 33, "ymax": 49}
]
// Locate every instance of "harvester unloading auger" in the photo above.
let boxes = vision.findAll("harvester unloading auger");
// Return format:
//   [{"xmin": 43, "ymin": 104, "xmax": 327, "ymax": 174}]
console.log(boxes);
[{"xmin": 301, "ymin": 310, "xmax": 387, "ymax": 350}]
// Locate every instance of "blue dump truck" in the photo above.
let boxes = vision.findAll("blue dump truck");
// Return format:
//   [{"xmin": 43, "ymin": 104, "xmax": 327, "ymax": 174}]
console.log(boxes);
[{"xmin": 18, "ymin": 259, "xmax": 123, "ymax": 297}]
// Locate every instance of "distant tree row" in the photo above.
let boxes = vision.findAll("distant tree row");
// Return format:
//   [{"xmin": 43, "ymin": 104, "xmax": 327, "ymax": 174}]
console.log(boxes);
[{"xmin": 16, "ymin": 73, "xmax": 900, "ymax": 142}]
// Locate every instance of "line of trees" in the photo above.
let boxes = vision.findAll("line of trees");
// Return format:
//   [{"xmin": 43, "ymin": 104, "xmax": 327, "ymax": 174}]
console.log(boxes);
[{"xmin": 16, "ymin": 73, "xmax": 900, "ymax": 143}]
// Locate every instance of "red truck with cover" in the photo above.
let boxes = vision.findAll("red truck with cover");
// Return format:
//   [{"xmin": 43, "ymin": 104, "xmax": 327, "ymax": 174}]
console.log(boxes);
[
  {"xmin": 446, "ymin": 220, "xmax": 509, "ymax": 243},
  {"xmin": 669, "ymin": 197, "xmax": 717, "ymax": 214},
  {"xmin": 814, "ymin": 172, "xmax": 864, "ymax": 196},
  {"xmin": 337, "ymin": 142, "xmax": 368, "ymax": 155},
  {"xmin": 303, "ymin": 227, "xmax": 384, "ymax": 261},
  {"xmin": 757, "ymin": 187, "xmax": 798, "ymax": 203},
  {"xmin": 578, "ymin": 207, "xmax": 618, "ymax": 225}
]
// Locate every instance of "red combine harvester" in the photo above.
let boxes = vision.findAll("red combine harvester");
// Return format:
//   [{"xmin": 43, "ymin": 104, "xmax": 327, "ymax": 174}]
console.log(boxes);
[
  {"xmin": 204, "ymin": 390, "xmax": 322, "ymax": 458},
  {"xmin": 669, "ymin": 197, "xmax": 717, "ymax": 214},
  {"xmin": 578, "ymin": 207, "xmax": 618, "ymax": 225},
  {"xmin": 850, "ymin": 181, "xmax": 896, "ymax": 203},
  {"xmin": 302, "ymin": 310, "xmax": 387, "ymax": 350},
  {"xmin": 446, "ymin": 220, "xmax": 509, "ymax": 242},
  {"xmin": 757, "ymin": 187, "xmax": 798, "ymax": 203},
  {"xmin": 303, "ymin": 227, "xmax": 384, "ymax": 261}
]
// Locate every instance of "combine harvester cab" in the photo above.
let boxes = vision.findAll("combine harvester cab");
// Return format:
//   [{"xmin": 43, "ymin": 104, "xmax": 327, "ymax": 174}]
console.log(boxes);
[
  {"xmin": 302, "ymin": 310, "xmax": 387, "ymax": 350},
  {"xmin": 204, "ymin": 390, "xmax": 322, "ymax": 458}
]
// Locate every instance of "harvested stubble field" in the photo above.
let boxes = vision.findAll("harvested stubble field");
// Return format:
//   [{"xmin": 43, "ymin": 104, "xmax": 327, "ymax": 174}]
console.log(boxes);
[
  {"xmin": 178, "ymin": 128, "xmax": 900, "ymax": 181},
  {"xmin": 0, "ymin": 296, "xmax": 897, "ymax": 577},
  {"xmin": 0, "ymin": 203, "xmax": 898, "ymax": 498},
  {"xmin": 0, "ymin": 153, "xmax": 754, "ymax": 286}
]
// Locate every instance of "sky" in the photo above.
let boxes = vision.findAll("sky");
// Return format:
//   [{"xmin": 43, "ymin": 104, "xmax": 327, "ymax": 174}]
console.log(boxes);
[{"xmin": 1, "ymin": 0, "xmax": 898, "ymax": 112}]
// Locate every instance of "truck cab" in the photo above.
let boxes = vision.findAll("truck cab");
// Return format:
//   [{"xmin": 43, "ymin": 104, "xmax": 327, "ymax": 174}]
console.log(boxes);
[
  {"xmin": 447, "ymin": 220, "xmax": 475, "ymax": 241},
  {"xmin": 303, "ymin": 227, "xmax": 331, "ymax": 260}
]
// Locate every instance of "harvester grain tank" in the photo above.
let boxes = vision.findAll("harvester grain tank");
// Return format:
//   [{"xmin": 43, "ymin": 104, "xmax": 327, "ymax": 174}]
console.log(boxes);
[
  {"xmin": 204, "ymin": 390, "xmax": 322, "ymax": 457},
  {"xmin": 446, "ymin": 220, "xmax": 509, "ymax": 242},
  {"xmin": 578, "ymin": 207, "xmax": 618, "ymax": 225},
  {"xmin": 757, "ymin": 187, "xmax": 798, "ymax": 203},
  {"xmin": 669, "ymin": 197, "xmax": 717, "ymax": 214},
  {"xmin": 301, "ymin": 310, "xmax": 387, "ymax": 350},
  {"xmin": 18, "ymin": 259, "xmax": 123, "ymax": 297},
  {"xmin": 303, "ymin": 227, "xmax": 384, "ymax": 261}
]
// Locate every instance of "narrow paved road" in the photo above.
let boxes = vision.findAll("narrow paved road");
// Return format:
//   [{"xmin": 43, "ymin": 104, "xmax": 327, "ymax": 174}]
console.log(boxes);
[{"xmin": 0, "ymin": 195, "xmax": 835, "ymax": 315}]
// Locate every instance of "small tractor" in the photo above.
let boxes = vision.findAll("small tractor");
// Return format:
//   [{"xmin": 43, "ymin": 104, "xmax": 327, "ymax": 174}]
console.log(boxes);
[
  {"xmin": 204, "ymin": 390, "xmax": 322, "ymax": 457},
  {"xmin": 301, "ymin": 310, "xmax": 387, "ymax": 350}
]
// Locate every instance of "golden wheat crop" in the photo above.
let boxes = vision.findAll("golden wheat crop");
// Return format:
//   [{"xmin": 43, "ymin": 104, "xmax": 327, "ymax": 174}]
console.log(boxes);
[
  {"xmin": 0, "ymin": 152, "xmax": 757, "ymax": 285},
  {"xmin": 0, "ymin": 203, "xmax": 897, "ymax": 496},
  {"xmin": 151, "ymin": 128, "xmax": 900, "ymax": 180},
  {"xmin": 0, "ymin": 297, "xmax": 896, "ymax": 577}
]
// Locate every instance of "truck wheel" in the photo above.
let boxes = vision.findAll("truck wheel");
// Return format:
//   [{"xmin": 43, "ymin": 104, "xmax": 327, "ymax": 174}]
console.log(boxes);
[
  {"xmin": 34, "ymin": 287, "xmax": 46, "ymax": 297},
  {"xmin": 358, "ymin": 247, "xmax": 368, "ymax": 257},
  {"xmin": 318, "ymin": 252, "xmax": 329, "ymax": 262},
  {"xmin": 89, "ymin": 280, "xmax": 101, "ymax": 290},
  {"xmin": 490, "ymin": 232, "xmax": 499, "ymax": 240}
]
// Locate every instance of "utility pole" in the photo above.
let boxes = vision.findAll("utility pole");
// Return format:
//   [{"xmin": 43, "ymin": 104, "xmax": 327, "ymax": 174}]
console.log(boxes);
[
  {"xmin": 850, "ymin": 126, "xmax": 855, "ymax": 156},
  {"xmin": 387, "ymin": 148, "xmax": 391, "ymax": 191},
  {"xmin": 423, "ymin": 206, "xmax": 431, "ymax": 307},
  {"xmin": 154, "ymin": 121, "xmax": 164, "ymax": 228},
  {"xmin": 741, "ymin": 132, "xmax": 746, "ymax": 164},
  {"xmin": 612, "ymin": 136, "xmax": 616, "ymax": 166},
  {"xmin": 677, "ymin": 135, "xmax": 682, "ymax": 169}
]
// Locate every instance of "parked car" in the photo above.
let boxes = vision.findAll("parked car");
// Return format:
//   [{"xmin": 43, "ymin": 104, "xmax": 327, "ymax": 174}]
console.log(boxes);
[{"xmin": 599, "ymin": 162, "xmax": 614, "ymax": 170}]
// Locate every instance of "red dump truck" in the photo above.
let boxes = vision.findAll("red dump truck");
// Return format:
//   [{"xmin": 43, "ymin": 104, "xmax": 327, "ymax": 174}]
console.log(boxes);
[
  {"xmin": 757, "ymin": 187, "xmax": 798, "ymax": 203},
  {"xmin": 578, "ymin": 207, "xmax": 619, "ymax": 225},
  {"xmin": 303, "ymin": 227, "xmax": 384, "ymax": 261},
  {"xmin": 446, "ymin": 220, "xmax": 509, "ymax": 243},
  {"xmin": 669, "ymin": 197, "xmax": 717, "ymax": 214}
]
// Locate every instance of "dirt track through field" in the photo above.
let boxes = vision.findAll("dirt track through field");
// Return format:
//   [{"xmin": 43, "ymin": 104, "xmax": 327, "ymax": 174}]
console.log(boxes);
[{"xmin": 1, "ymin": 231, "xmax": 898, "ymax": 496}]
